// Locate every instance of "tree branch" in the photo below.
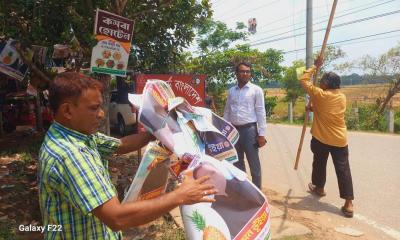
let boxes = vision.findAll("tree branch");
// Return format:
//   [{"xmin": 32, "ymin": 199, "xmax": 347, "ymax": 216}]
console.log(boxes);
[
  {"xmin": 130, "ymin": 0, "xmax": 173, "ymax": 20},
  {"xmin": 15, "ymin": 47, "xmax": 51, "ymax": 86},
  {"xmin": 378, "ymin": 76, "xmax": 400, "ymax": 114},
  {"xmin": 84, "ymin": 0, "xmax": 94, "ymax": 13}
]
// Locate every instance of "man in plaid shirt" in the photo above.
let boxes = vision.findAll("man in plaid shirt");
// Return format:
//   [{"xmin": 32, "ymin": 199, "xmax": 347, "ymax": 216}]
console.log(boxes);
[{"xmin": 39, "ymin": 72, "xmax": 217, "ymax": 239}]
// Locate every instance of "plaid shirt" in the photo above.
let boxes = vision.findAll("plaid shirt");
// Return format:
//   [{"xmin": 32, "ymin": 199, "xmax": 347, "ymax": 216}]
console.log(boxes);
[{"xmin": 38, "ymin": 122, "xmax": 121, "ymax": 240}]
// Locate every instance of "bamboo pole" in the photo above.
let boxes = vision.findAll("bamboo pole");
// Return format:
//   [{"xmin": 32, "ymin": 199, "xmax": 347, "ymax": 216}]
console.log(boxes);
[{"xmin": 294, "ymin": 0, "xmax": 339, "ymax": 170}]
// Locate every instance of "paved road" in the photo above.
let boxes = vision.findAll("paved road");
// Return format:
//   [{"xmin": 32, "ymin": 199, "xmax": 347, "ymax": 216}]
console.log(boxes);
[{"xmin": 258, "ymin": 124, "xmax": 400, "ymax": 239}]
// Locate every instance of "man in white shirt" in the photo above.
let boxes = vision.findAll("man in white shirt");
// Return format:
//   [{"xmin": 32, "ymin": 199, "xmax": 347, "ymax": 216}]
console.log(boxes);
[{"xmin": 223, "ymin": 62, "xmax": 267, "ymax": 188}]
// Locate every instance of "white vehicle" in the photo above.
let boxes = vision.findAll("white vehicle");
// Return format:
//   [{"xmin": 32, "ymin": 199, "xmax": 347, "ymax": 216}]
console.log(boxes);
[{"xmin": 109, "ymin": 90, "xmax": 137, "ymax": 136}]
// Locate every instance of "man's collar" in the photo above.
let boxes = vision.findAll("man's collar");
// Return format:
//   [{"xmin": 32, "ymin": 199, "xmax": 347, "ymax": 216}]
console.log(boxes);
[
  {"xmin": 52, "ymin": 121, "xmax": 91, "ymax": 142},
  {"xmin": 235, "ymin": 81, "xmax": 252, "ymax": 89}
]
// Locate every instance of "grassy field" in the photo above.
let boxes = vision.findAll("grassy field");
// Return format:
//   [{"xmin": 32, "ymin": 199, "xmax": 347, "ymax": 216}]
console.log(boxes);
[{"xmin": 267, "ymin": 84, "xmax": 400, "ymax": 121}]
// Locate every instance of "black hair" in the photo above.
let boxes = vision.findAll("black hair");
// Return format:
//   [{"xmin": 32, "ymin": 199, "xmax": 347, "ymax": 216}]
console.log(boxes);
[
  {"xmin": 321, "ymin": 72, "xmax": 341, "ymax": 89},
  {"xmin": 49, "ymin": 72, "xmax": 103, "ymax": 113},
  {"xmin": 235, "ymin": 62, "xmax": 252, "ymax": 73}
]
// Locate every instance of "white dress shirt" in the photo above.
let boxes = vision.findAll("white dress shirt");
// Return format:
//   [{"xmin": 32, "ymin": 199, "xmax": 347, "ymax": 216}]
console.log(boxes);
[{"xmin": 223, "ymin": 81, "xmax": 267, "ymax": 137}]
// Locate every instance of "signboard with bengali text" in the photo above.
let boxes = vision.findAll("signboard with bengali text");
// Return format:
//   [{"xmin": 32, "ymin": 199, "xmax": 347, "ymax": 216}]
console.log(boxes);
[
  {"xmin": 135, "ymin": 74, "xmax": 206, "ymax": 107},
  {"xmin": 90, "ymin": 9, "xmax": 134, "ymax": 76}
]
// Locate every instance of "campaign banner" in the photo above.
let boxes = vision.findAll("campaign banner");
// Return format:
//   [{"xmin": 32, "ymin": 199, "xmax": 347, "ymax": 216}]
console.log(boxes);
[
  {"xmin": 181, "ymin": 156, "xmax": 271, "ymax": 240},
  {"xmin": 190, "ymin": 107, "xmax": 239, "ymax": 163},
  {"xmin": 0, "ymin": 40, "xmax": 29, "ymax": 81},
  {"xmin": 127, "ymin": 80, "xmax": 271, "ymax": 239},
  {"xmin": 90, "ymin": 9, "xmax": 134, "ymax": 76},
  {"xmin": 135, "ymin": 74, "xmax": 206, "ymax": 107},
  {"xmin": 123, "ymin": 142, "xmax": 171, "ymax": 203}
]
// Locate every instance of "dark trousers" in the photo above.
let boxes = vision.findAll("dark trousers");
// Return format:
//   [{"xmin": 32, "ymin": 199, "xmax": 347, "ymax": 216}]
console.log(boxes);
[
  {"xmin": 233, "ymin": 123, "xmax": 262, "ymax": 189},
  {"xmin": 311, "ymin": 137, "xmax": 354, "ymax": 200}
]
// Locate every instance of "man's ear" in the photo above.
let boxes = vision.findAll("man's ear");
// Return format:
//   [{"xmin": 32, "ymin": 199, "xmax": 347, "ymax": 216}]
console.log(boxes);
[{"xmin": 58, "ymin": 102, "xmax": 73, "ymax": 120}]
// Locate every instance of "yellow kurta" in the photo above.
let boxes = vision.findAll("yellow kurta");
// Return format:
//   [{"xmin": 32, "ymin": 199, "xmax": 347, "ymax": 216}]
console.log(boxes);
[{"xmin": 299, "ymin": 66, "xmax": 348, "ymax": 147}]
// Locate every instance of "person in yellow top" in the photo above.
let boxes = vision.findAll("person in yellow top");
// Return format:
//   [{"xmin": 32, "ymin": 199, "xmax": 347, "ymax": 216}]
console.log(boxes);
[{"xmin": 299, "ymin": 58, "xmax": 354, "ymax": 218}]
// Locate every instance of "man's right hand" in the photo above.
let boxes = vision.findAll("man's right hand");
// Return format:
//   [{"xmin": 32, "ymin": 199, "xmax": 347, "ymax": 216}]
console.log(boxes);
[
  {"xmin": 92, "ymin": 170, "xmax": 217, "ymax": 230},
  {"xmin": 174, "ymin": 170, "xmax": 217, "ymax": 205}
]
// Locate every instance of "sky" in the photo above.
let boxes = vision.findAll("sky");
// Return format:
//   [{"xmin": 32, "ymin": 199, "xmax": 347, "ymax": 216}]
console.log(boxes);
[{"xmin": 209, "ymin": 0, "xmax": 400, "ymax": 72}]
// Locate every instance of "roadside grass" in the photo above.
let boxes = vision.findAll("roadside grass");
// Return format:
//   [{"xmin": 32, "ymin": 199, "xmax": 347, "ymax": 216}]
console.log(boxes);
[{"xmin": 267, "ymin": 85, "xmax": 400, "ymax": 133}]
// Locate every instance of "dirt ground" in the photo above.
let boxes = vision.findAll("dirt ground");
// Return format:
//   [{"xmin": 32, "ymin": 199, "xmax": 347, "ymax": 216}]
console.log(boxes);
[
  {"xmin": 0, "ymin": 131, "xmax": 182, "ymax": 240},
  {"xmin": 0, "ymin": 131, "xmax": 381, "ymax": 240}
]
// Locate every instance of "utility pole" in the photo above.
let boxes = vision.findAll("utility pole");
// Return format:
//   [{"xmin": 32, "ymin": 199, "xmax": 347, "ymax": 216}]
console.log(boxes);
[{"xmin": 306, "ymin": 0, "xmax": 313, "ymax": 121}]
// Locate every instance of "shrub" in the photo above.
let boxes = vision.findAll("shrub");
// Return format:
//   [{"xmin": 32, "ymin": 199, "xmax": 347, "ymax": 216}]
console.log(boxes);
[
  {"xmin": 347, "ymin": 105, "xmax": 386, "ymax": 132},
  {"xmin": 394, "ymin": 111, "xmax": 400, "ymax": 133},
  {"xmin": 265, "ymin": 95, "xmax": 278, "ymax": 117},
  {"xmin": 345, "ymin": 108, "xmax": 360, "ymax": 130}
]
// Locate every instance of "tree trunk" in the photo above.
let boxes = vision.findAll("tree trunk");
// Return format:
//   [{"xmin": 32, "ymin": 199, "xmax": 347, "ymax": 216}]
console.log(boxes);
[
  {"xmin": 16, "ymin": 48, "xmax": 51, "ymax": 86},
  {"xmin": 0, "ymin": 107, "xmax": 4, "ymax": 138},
  {"xmin": 98, "ymin": 74, "xmax": 111, "ymax": 135},
  {"xmin": 378, "ymin": 77, "xmax": 400, "ymax": 114},
  {"xmin": 35, "ymin": 94, "xmax": 43, "ymax": 132}
]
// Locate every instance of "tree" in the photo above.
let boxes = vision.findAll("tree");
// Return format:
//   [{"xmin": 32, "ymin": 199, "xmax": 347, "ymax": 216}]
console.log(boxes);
[
  {"xmin": 182, "ymin": 20, "xmax": 283, "ymax": 85},
  {"xmin": 195, "ymin": 19, "xmax": 247, "ymax": 54},
  {"xmin": 336, "ymin": 43, "xmax": 400, "ymax": 114},
  {"xmin": 281, "ymin": 60, "xmax": 305, "ymax": 108},
  {"xmin": 316, "ymin": 45, "xmax": 346, "ymax": 72},
  {"xmin": 1, "ymin": 0, "xmax": 212, "ymax": 133},
  {"xmin": 359, "ymin": 43, "xmax": 400, "ymax": 114},
  {"xmin": 280, "ymin": 46, "xmax": 345, "ymax": 107},
  {"xmin": 2, "ymin": 0, "xmax": 212, "ymax": 75},
  {"xmin": 179, "ymin": 20, "xmax": 284, "ymax": 114}
]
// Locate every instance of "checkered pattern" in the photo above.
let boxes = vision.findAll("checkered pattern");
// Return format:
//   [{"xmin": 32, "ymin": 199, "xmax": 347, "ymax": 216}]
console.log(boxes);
[{"xmin": 39, "ymin": 122, "xmax": 121, "ymax": 239}]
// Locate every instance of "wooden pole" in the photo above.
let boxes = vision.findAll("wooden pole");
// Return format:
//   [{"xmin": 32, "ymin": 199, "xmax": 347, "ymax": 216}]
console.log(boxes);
[{"xmin": 294, "ymin": 0, "xmax": 338, "ymax": 170}]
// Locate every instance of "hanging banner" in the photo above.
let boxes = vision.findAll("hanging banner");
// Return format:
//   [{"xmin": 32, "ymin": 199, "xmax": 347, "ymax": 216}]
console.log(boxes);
[
  {"xmin": 90, "ymin": 9, "xmax": 134, "ymax": 76},
  {"xmin": 125, "ymin": 80, "xmax": 271, "ymax": 239},
  {"xmin": 135, "ymin": 74, "xmax": 206, "ymax": 107},
  {"xmin": 32, "ymin": 45, "xmax": 48, "ymax": 65},
  {"xmin": 0, "ymin": 40, "xmax": 29, "ymax": 81}
]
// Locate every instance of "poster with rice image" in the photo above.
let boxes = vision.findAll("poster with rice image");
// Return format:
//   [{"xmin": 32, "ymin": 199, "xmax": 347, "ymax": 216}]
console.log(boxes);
[
  {"xmin": 126, "ymin": 80, "xmax": 271, "ymax": 240},
  {"xmin": 90, "ymin": 9, "xmax": 134, "ymax": 76}
]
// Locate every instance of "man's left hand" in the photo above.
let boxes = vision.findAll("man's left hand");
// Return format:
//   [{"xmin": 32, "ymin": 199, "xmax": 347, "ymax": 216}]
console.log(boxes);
[{"xmin": 257, "ymin": 136, "xmax": 266, "ymax": 148}]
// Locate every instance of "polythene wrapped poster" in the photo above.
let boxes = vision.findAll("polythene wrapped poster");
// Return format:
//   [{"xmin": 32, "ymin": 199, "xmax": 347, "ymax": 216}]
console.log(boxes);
[
  {"xmin": 122, "ymin": 142, "xmax": 171, "ymax": 203},
  {"xmin": 181, "ymin": 155, "xmax": 271, "ymax": 240},
  {"xmin": 126, "ymin": 80, "xmax": 271, "ymax": 240}
]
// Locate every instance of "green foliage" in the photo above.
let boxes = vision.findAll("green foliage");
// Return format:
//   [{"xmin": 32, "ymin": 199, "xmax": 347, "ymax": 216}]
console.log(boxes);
[
  {"xmin": 180, "ymin": 20, "xmax": 284, "ymax": 87},
  {"xmin": 126, "ymin": 0, "xmax": 212, "ymax": 73},
  {"xmin": 206, "ymin": 82, "xmax": 227, "ymax": 115},
  {"xmin": 196, "ymin": 19, "xmax": 248, "ymax": 53},
  {"xmin": 281, "ymin": 60, "xmax": 305, "ymax": 106},
  {"xmin": 265, "ymin": 95, "xmax": 278, "ymax": 117},
  {"xmin": 345, "ymin": 105, "xmax": 386, "ymax": 131},
  {"xmin": 1, "ymin": 0, "xmax": 212, "ymax": 73},
  {"xmin": 345, "ymin": 107, "xmax": 360, "ymax": 130},
  {"xmin": 182, "ymin": 45, "xmax": 284, "ymax": 87},
  {"xmin": 394, "ymin": 111, "xmax": 400, "ymax": 133}
]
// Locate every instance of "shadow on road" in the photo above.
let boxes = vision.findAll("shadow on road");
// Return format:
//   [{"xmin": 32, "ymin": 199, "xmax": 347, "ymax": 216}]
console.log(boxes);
[
  {"xmin": 268, "ymin": 188, "xmax": 343, "ymax": 218},
  {"xmin": 288, "ymin": 191, "xmax": 342, "ymax": 216}
]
